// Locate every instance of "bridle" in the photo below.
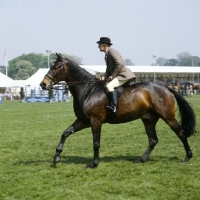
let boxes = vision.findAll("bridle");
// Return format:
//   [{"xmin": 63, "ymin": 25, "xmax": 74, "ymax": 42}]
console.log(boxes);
[{"xmin": 45, "ymin": 62, "xmax": 67, "ymax": 85}]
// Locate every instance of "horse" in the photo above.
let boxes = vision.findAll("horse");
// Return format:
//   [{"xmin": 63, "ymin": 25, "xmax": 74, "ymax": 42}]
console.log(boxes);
[
  {"xmin": 193, "ymin": 84, "xmax": 200, "ymax": 94},
  {"xmin": 40, "ymin": 53, "xmax": 196, "ymax": 168}
]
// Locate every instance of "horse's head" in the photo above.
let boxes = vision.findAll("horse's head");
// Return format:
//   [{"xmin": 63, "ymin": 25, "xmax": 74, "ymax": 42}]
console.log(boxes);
[{"xmin": 40, "ymin": 53, "xmax": 68, "ymax": 90}]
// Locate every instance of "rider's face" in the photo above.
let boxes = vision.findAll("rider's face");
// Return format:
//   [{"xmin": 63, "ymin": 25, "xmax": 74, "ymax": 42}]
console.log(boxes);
[{"xmin": 98, "ymin": 43, "xmax": 106, "ymax": 52}]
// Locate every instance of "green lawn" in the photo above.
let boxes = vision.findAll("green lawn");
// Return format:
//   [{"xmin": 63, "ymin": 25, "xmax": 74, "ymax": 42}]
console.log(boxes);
[{"xmin": 0, "ymin": 96, "xmax": 200, "ymax": 200}]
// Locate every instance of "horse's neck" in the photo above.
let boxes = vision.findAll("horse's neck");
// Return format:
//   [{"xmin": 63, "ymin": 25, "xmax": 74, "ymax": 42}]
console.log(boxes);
[{"xmin": 67, "ymin": 65, "xmax": 97, "ymax": 100}]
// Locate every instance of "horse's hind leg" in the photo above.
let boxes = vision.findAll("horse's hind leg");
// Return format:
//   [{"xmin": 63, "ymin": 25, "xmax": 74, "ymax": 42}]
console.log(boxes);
[
  {"xmin": 166, "ymin": 119, "xmax": 192, "ymax": 162},
  {"xmin": 135, "ymin": 117, "xmax": 159, "ymax": 163},
  {"xmin": 54, "ymin": 119, "xmax": 90, "ymax": 164}
]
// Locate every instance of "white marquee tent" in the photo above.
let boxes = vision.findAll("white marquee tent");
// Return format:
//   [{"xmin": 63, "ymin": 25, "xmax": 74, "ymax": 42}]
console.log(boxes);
[
  {"xmin": 0, "ymin": 72, "xmax": 15, "ymax": 88},
  {"xmin": 23, "ymin": 68, "xmax": 49, "ymax": 90}
]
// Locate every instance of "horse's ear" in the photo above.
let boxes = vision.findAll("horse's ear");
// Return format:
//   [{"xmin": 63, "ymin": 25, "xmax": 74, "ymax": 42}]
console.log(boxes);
[{"xmin": 56, "ymin": 52, "xmax": 64, "ymax": 61}]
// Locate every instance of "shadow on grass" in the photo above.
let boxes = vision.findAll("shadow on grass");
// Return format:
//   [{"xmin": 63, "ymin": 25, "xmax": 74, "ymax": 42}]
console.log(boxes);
[
  {"xmin": 13, "ymin": 159, "xmax": 52, "ymax": 165},
  {"xmin": 12, "ymin": 154, "xmax": 181, "ymax": 166},
  {"xmin": 12, "ymin": 155, "xmax": 137, "ymax": 166},
  {"xmin": 62, "ymin": 155, "xmax": 139, "ymax": 164}
]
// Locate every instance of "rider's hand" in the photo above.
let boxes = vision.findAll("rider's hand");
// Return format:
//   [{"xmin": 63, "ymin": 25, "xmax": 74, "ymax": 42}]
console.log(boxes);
[
  {"xmin": 108, "ymin": 76, "xmax": 113, "ymax": 81},
  {"xmin": 100, "ymin": 76, "xmax": 105, "ymax": 81}
]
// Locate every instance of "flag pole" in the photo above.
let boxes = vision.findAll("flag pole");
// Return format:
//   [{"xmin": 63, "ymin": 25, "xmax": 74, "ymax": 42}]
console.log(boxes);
[{"xmin": 3, "ymin": 48, "xmax": 8, "ymax": 92}]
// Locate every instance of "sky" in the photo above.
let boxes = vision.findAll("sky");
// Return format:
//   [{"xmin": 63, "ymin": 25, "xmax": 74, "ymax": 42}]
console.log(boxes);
[{"xmin": 0, "ymin": 0, "xmax": 200, "ymax": 66}]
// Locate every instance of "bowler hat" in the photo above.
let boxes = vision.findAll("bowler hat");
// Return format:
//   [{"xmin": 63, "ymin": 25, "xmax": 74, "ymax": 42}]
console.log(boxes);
[{"xmin": 97, "ymin": 37, "xmax": 112, "ymax": 45}]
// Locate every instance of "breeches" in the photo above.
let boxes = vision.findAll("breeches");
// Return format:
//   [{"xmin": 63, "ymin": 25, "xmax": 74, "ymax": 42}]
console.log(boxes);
[{"xmin": 106, "ymin": 78, "xmax": 128, "ymax": 92}]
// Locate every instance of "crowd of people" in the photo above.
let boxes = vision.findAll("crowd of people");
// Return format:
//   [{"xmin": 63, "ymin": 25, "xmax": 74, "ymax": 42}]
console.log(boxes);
[{"xmin": 167, "ymin": 83, "xmax": 197, "ymax": 97}]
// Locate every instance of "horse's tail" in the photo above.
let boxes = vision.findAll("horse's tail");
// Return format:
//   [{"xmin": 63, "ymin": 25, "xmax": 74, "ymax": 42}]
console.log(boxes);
[{"xmin": 168, "ymin": 87, "xmax": 196, "ymax": 137}]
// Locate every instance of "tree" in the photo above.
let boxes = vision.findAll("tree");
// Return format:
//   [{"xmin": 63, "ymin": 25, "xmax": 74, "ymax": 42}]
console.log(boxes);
[
  {"xmin": 177, "ymin": 52, "xmax": 191, "ymax": 61},
  {"xmin": 8, "ymin": 52, "xmax": 83, "ymax": 79},
  {"xmin": 192, "ymin": 56, "xmax": 200, "ymax": 66},
  {"xmin": 156, "ymin": 57, "xmax": 168, "ymax": 66},
  {"xmin": 124, "ymin": 58, "xmax": 135, "ymax": 66},
  {"xmin": 13, "ymin": 60, "xmax": 36, "ymax": 80},
  {"xmin": 8, "ymin": 53, "xmax": 46, "ymax": 78},
  {"xmin": 177, "ymin": 52, "xmax": 192, "ymax": 66},
  {"xmin": 178, "ymin": 57, "xmax": 193, "ymax": 66},
  {"xmin": 0, "ymin": 66, "xmax": 6, "ymax": 74},
  {"xmin": 61, "ymin": 53, "xmax": 83, "ymax": 65},
  {"xmin": 177, "ymin": 54, "xmax": 200, "ymax": 66},
  {"xmin": 164, "ymin": 52, "xmax": 200, "ymax": 66},
  {"xmin": 164, "ymin": 58, "xmax": 179, "ymax": 66}
]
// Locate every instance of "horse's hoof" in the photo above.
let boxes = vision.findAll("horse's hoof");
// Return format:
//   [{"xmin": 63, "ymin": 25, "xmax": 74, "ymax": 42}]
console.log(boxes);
[
  {"xmin": 86, "ymin": 162, "xmax": 98, "ymax": 169},
  {"xmin": 182, "ymin": 158, "xmax": 189, "ymax": 162},
  {"xmin": 182, "ymin": 153, "xmax": 192, "ymax": 162},
  {"xmin": 53, "ymin": 155, "xmax": 61, "ymax": 164}
]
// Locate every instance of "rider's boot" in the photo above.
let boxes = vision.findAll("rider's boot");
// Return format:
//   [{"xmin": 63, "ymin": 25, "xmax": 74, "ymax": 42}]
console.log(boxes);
[{"xmin": 106, "ymin": 90, "xmax": 118, "ymax": 116}]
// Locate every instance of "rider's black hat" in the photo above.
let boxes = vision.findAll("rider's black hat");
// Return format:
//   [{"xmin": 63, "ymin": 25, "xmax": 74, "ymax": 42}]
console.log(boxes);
[{"xmin": 96, "ymin": 37, "xmax": 113, "ymax": 45}]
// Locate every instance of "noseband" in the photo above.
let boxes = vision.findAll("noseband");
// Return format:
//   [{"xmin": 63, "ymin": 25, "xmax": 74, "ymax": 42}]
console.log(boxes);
[{"xmin": 45, "ymin": 62, "xmax": 67, "ymax": 84}]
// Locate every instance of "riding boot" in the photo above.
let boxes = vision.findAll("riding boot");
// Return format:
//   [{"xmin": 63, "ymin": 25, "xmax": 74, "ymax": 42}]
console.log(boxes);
[{"xmin": 106, "ymin": 90, "xmax": 118, "ymax": 115}]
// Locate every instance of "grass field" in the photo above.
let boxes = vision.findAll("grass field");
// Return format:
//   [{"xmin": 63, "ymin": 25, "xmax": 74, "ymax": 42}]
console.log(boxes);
[{"xmin": 0, "ymin": 95, "xmax": 200, "ymax": 200}]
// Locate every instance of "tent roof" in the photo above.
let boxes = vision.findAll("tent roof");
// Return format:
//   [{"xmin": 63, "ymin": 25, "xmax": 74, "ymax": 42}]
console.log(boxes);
[
  {"xmin": 81, "ymin": 65, "xmax": 200, "ymax": 73},
  {"xmin": 24, "ymin": 68, "xmax": 49, "ymax": 88},
  {"xmin": 12, "ymin": 80, "xmax": 26, "ymax": 87},
  {"xmin": 0, "ymin": 72, "xmax": 15, "ymax": 87}
]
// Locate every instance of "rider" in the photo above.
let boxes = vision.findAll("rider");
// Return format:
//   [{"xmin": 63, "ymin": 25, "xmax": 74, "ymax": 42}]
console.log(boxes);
[{"xmin": 97, "ymin": 37, "xmax": 136, "ymax": 115}]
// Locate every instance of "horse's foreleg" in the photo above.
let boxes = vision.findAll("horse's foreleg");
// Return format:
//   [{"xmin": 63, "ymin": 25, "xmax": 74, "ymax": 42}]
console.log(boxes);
[
  {"xmin": 54, "ymin": 119, "xmax": 90, "ymax": 164},
  {"xmin": 86, "ymin": 119, "xmax": 102, "ymax": 168},
  {"xmin": 135, "ymin": 118, "xmax": 159, "ymax": 163}
]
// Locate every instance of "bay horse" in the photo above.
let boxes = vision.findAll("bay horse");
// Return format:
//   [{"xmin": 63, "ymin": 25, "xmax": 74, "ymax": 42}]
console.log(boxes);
[
  {"xmin": 193, "ymin": 84, "xmax": 200, "ymax": 94},
  {"xmin": 40, "ymin": 53, "xmax": 196, "ymax": 168}
]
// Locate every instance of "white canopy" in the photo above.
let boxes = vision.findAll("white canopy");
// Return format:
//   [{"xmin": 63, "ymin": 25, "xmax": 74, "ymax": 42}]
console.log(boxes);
[
  {"xmin": 0, "ymin": 72, "xmax": 15, "ymax": 87},
  {"xmin": 24, "ymin": 68, "xmax": 49, "ymax": 90}
]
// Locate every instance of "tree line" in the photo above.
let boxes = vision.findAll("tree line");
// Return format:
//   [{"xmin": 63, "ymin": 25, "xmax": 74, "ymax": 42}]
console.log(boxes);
[
  {"xmin": 154, "ymin": 52, "xmax": 200, "ymax": 66},
  {"xmin": 0, "ymin": 53, "xmax": 83, "ymax": 80}
]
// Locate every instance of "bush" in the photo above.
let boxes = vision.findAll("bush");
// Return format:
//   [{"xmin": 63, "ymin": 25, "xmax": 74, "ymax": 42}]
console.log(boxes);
[
  {"xmin": 48, "ymin": 89, "xmax": 53, "ymax": 99},
  {"xmin": 63, "ymin": 86, "xmax": 69, "ymax": 94},
  {"xmin": 19, "ymin": 87, "xmax": 25, "ymax": 99}
]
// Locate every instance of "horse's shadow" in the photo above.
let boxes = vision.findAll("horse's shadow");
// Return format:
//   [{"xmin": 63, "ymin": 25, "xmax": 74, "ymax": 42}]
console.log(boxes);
[
  {"xmin": 13, "ymin": 159, "xmax": 52, "ymax": 166},
  {"xmin": 61, "ymin": 155, "xmax": 138, "ymax": 164},
  {"xmin": 13, "ymin": 155, "xmax": 180, "ymax": 166},
  {"xmin": 12, "ymin": 155, "xmax": 137, "ymax": 166}
]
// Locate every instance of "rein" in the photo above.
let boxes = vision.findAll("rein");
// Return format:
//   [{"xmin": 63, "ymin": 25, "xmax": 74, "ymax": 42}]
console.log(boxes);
[
  {"xmin": 45, "ymin": 61, "xmax": 107, "ymax": 90},
  {"xmin": 50, "ymin": 80, "xmax": 106, "ymax": 90},
  {"xmin": 56, "ymin": 80, "xmax": 105, "ymax": 87}
]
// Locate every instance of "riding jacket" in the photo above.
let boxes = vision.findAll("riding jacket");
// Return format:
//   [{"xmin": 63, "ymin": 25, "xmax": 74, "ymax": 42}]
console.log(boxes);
[{"xmin": 104, "ymin": 47, "xmax": 136, "ymax": 81}]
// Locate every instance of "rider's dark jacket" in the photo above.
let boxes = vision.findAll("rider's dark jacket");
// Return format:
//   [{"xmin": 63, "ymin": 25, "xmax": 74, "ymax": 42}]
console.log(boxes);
[{"xmin": 104, "ymin": 47, "xmax": 136, "ymax": 81}]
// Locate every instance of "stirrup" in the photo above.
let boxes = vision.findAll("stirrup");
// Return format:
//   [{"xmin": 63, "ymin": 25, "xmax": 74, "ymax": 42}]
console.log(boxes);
[{"xmin": 106, "ymin": 105, "xmax": 117, "ymax": 114}]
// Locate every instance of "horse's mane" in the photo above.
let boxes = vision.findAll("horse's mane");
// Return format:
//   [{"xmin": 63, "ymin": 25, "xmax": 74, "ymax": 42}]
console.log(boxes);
[
  {"xmin": 64, "ymin": 57, "xmax": 101, "ymax": 101},
  {"xmin": 64, "ymin": 57, "xmax": 98, "ymax": 81}
]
